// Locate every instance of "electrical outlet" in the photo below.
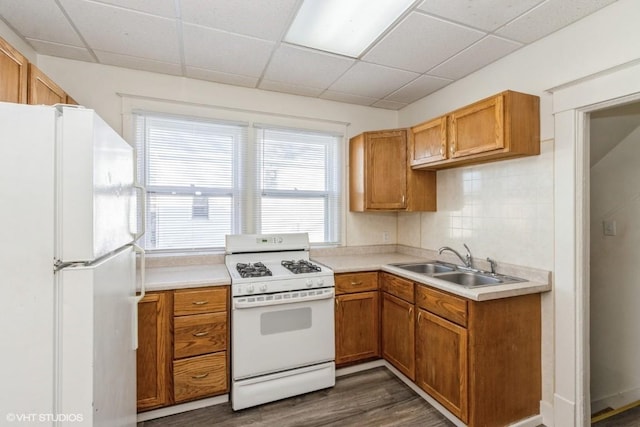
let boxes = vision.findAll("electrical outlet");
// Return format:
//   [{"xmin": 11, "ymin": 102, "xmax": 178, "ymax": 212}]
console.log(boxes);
[
  {"xmin": 603, "ymin": 220, "xmax": 617, "ymax": 236},
  {"xmin": 382, "ymin": 231, "xmax": 389, "ymax": 243}
]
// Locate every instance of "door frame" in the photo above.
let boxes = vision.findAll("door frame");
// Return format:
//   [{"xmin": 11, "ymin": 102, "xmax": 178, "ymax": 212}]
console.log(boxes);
[{"xmin": 550, "ymin": 60, "xmax": 640, "ymax": 427}]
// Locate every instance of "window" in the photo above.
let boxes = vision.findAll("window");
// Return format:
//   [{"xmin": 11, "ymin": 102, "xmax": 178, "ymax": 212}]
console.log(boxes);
[{"xmin": 134, "ymin": 113, "xmax": 342, "ymax": 251}]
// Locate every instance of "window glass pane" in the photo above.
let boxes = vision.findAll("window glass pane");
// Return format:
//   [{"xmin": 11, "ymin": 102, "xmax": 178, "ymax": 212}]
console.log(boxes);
[
  {"xmin": 146, "ymin": 194, "xmax": 232, "ymax": 250},
  {"xmin": 260, "ymin": 197, "xmax": 326, "ymax": 243}
]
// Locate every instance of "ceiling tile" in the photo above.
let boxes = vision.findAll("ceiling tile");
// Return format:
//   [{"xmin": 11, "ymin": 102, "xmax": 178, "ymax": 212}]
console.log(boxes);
[
  {"xmin": 363, "ymin": 12, "xmax": 486, "ymax": 73},
  {"xmin": 495, "ymin": 0, "xmax": 618, "ymax": 43},
  {"xmin": 0, "ymin": 0, "xmax": 84, "ymax": 46},
  {"xmin": 26, "ymin": 38, "xmax": 95, "ymax": 62},
  {"xmin": 59, "ymin": 0, "xmax": 180, "ymax": 63},
  {"xmin": 182, "ymin": 24, "xmax": 275, "ymax": 77},
  {"xmin": 89, "ymin": 0, "xmax": 176, "ymax": 18},
  {"xmin": 259, "ymin": 80, "xmax": 324, "ymax": 97},
  {"xmin": 328, "ymin": 62, "xmax": 419, "ymax": 99},
  {"xmin": 385, "ymin": 75, "xmax": 452, "ymax": 104},
  {"xmin": 417, "ymin": 0, "xmax": 544, "ymax": 32},
  {"xmin": 185, "ymin": 66, "xmax": 259, "ymax": 88},
  {"xmin": 263, "ymin": 44, "xmax": 354, "ymax": 88},
  {"xmin": 428, "ymin": 35, "xmax": 522, "ymax": 79},
  {"xmin": 95, "ymin": 50, "xmax": 182, "ymax": 75},
  {"xmin": 372, "ymin": 99, "xmax": 407, "ymax": 110},
  {"xmin": 320, "ymin": 91, "xmax": 377, "ymax": 106},
  {"xmin": 180, "ymin": 0, "xmax": 299, "ymax": 40}
]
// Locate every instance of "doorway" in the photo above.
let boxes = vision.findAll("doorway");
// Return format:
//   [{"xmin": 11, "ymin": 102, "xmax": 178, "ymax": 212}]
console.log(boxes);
[{"xmin": 588, "ymin": 102, "xmax": 640, "ymax": 424}]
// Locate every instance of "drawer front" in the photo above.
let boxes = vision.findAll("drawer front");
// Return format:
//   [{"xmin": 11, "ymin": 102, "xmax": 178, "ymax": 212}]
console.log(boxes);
[
  {"xmin": 174, "ymin": 352, "xmax": 227, "ymax": 403},
  {"xmin": 335, "ymin": 272, "xmax": 378, "ymax": 294},
  {"xmin": 416, "ymin": 285, "xmax": 467, "ymax": 327},
  {"xmin": 380, "ymin": 272, "xmax": 414, "ymax": 303},
  {"xmin": 174, "ymin": 312, "xmax": 227, "ymax": 359},
  {"xmin": 174, "ymin": 287, "xmax": 227, "ymax": 316}
]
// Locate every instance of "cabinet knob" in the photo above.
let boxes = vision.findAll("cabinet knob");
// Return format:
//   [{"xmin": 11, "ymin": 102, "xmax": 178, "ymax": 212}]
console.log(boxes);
[
  {"xmin": 440, "ymin": 146, "xmax": 444, "ymax": 156},
  {"xmin": 191, "ymin": 373, "xmax": 209, "ymax": 380}
]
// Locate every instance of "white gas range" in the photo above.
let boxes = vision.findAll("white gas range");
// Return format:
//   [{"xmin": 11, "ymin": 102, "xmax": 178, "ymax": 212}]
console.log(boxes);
[{"xmin": 225, "ymin": 233, "xmax": 336, "ymax": 411}]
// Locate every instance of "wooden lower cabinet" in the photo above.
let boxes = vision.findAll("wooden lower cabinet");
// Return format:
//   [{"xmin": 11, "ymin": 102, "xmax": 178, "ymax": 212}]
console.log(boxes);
[
  {"xmin": 137, "ymin": 285, "xmax": 230, "ymax": 412},
  {"xmin": 381, "ymin": 292, "xmax": 415, "ymax": 380},
  {"xmin": 136, "ymin": 292, "xmax": 171, "ymax": 411},
  {"xmin": 416, "ymin": 309, "xmax": 468, "ymax": 422},
  {"xmin": 335, "ymin": 290, "xmax": 380, "ymax": 365}
]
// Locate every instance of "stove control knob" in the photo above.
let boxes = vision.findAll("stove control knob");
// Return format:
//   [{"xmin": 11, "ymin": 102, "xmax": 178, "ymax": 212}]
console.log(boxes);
[
  {"xmin": 306, "ymin": 279, "xmax": 313, "ymax": 288},
  {"xmin": 247, "ymin": 284, "xmax": 255, "ymax": 293},
  {"xmin": 317, "ymin": 279, "xmax": 324, "ymax": 287},
  {"xmin": 260, "ymin": 284, "xmax": 267, "ymax": 292}
]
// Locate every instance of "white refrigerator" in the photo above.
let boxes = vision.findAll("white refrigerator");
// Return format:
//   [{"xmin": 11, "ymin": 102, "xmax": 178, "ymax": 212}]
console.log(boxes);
[{"xmin": 0, "ymin": 102, "xmax": 142, "ymax": 426}]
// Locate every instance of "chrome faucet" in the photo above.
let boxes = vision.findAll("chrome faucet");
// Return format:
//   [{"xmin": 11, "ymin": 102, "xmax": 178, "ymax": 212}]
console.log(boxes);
[{"xmin": 438, "ymin": 243, "xmax": 473, "ymax": 268}]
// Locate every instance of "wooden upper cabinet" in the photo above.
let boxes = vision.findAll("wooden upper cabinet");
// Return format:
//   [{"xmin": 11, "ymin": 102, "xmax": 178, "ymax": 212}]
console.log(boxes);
[
  {"xmin": 411, "ymin": 90, "xmax": 540, "ymax": 170},
  {"xmin": 65, "ymin": 95, "xmax": 78, "ymax": 105},
  {"xmin": 28, "ymin": 63, "xmax": 66, "ymax": 105},
  {"xmin": 0, "ymin": 36, "xmax": 28, "ymax": 104},
  {"xmin": 410, "ymin": 116, "xmax": 448, "ymax": 167},
  {"xmin": 350, "ymin": 129, "xmax": 436, "ymax": 212}
]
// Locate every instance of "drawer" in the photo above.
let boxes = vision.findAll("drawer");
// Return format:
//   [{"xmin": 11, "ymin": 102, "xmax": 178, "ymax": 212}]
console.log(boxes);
[
  {"xmin": 174, "ymin": 312, "xmax": 227, "ymax": 359},
  {"xmin": 174, "ymin": 352, "xmax": 227, "ymax": 403},
  {"xmin": 335, "ymin": 272, "xmax": 378, "ymax": 294},
  {"xmin": 416, "ymin": 285, "xmax": 467, "ymax": 327},
  {"xmin": 174, "ymin": 287, "xmax": 227, "ymax": 316},
  {"xmin": 380, "ymin": 272, "xmax": 414, "ymax": 303}
]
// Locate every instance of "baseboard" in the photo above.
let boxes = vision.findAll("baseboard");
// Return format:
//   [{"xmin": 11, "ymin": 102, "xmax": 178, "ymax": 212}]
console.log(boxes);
[
  {"xmin": 335, "ymin": 359, "xmax": 385, "ymax": 377},
  {"xmin": 591, "ymin": 386, "xmax": 640, "ymax": 414},
  {"xmin": 508, "ymin": 414, "xmax": 543, "ymax": 427},
  {"xmin": 540, "ymin": 399, "xmax": 555, "ymax": 427},
  {"xmin": 553, "ymin": 393, "xmax": 576, "ymax": 427},
  {"xmin": 136, "ymin": 394, "xmax": 229, "ymax": 422}
]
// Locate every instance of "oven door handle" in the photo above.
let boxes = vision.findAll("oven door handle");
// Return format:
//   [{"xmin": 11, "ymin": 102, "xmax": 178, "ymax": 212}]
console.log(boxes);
[{"xmin": 234, "ymin": 290, "xmax": 335, "ymax": 309}]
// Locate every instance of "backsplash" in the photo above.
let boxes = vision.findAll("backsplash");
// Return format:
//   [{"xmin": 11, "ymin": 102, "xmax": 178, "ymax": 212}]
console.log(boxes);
[{"xmin": 399, "ymin": 139, "xmax": 554, "ymax": 271}]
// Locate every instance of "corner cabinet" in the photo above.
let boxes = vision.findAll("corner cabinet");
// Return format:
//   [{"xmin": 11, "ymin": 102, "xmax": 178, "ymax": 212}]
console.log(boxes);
[
  {"xmin": 410, "ymin": 90, "xmax": 540, "ymax": 170},
  {"xmin": 334, "ymin": 272, "xmax": 380, "ymax": 365},
  {"xmin": 350, "ymin": 129, "xmax": 436, "ymax": 212},
  {"xmin": 380, "ymin": 272, "xmax": 415, "ymax": 380},
  {"xmin": 0, "ymin": 36, "xmax": 28, "ymax": 103}
]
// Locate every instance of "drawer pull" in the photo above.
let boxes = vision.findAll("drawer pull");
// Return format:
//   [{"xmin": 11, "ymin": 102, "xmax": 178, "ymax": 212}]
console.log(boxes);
[
  {"xmin": 191, "ymin": 372, "xmax": 209, "ymax": 379},
  {"xmin": 192, "ymin": 300, "xmax": 208, "ymax": 306},
  {"xmin": 350, "ymin": 281, "xmax": 363, "ymax": 286},
  {"xmin": 409, "ymin": 307, "xmax": 413, "ymax": 317},
  {"xmin": 192, "ymin": 331, "xmax": 209, "ymax": 337}
]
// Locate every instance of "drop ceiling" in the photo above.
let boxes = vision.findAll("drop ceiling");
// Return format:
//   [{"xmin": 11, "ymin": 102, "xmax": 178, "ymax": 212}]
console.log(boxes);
[{"xmin": 0, "ymin": 0, "xmax": 618, "ymax": 110}]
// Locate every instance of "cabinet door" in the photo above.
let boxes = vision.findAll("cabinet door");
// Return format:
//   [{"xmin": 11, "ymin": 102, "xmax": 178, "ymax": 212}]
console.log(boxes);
[
  {"xmin": 381, "ymin": 292, "xmax": 415, "ymax": 380},
  {"xmin": 28, "ymin": 64, "xmax": 66, "ymax": 105},
  {"xmin": 410, "ymin": 116, "xmax": 447, "ymax": 166},
  {"xmin": 449, "ymin": 94, "xmax": 504, "ymax": 159},
  {"xmin": 416, "ymin": 309, "xmax": 468, "ymax": 423},
  {"xmin": 335, "ymin": 291, "xmax": 380, "ymax": 365},
  {"xmin": 137, "ymin": 292, "xmax": 171, "ymax": 411},
  {"xmin": 0, "ymin": 37, "xmax": 28, "ymax": 103},
  {"xmin": 365, "ymin": 130, "xmax": 407, "ymax": 209}
]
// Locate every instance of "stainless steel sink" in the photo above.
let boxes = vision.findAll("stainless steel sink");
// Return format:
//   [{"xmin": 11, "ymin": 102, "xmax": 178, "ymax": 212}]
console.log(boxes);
[
  {"xmin": 433, "ymin": 271, "xmax": 502, "ymax": 287},
  {"xmin": 388, "ymin": 260, "xmax": 527, "ymax": 288},
  {"xmin": 391, "ymin": 262, "xmax": 455, "ymax": 274}
]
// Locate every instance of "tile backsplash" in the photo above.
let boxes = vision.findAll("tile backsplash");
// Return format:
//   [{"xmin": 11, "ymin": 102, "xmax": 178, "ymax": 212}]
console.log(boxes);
[{"xmin": 399, "ymin": 139, "xmax": 554, "ymax": 271}]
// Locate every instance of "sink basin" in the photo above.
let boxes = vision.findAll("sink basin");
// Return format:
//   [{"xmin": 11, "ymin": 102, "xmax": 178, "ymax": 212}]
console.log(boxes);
[
  {"xmin": 390, "ymin": 262, "xmax": 455, "ymax": 274},
  {"xmin": 434, "ymin": 272, "xmax": 502, "ymax": 287}
]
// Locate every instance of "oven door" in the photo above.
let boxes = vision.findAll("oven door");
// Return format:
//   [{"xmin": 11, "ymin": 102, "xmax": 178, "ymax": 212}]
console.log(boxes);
[{"xmin": 232, "ymin": 287, "xmax": 335, "ymax": 380}]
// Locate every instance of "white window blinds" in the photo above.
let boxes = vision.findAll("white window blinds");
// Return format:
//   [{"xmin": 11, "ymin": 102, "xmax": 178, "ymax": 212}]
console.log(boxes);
[{"xmin": 134, "ymin": 112, "xmax": 343, "ymax": 251}]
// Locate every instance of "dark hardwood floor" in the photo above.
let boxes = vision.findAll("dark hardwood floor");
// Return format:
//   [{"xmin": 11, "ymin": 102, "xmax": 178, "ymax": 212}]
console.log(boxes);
[
  {"xmin": 592, "ymin": 404, "xmax": 640, "ymax": 427},
  {"xmin": 138, "ymin": 367, "xmax": 455, "ymax": 427}
]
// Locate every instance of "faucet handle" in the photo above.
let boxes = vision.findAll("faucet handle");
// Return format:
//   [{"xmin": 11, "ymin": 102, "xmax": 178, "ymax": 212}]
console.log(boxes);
[{"xmin": 486, "ymin": 257, "xmax": 497, "ymax": 274}]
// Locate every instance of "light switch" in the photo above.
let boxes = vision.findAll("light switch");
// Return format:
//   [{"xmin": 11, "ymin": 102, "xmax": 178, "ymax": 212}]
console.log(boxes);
[{"xmin": 603, "ymin": 220, "xmax": 617, "ymax": 236}]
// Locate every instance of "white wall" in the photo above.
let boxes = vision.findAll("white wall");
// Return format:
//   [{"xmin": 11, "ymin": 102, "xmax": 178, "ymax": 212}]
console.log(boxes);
[
  {"xmin": 32, "ymin": 55, "xmax": 401, "ymax": 248},
  {"xmin": 590, "ymin": 123, "xmax": 640, "ymax": 411}
]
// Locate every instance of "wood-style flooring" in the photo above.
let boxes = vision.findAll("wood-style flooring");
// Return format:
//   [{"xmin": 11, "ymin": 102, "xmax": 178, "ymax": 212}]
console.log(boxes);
[
  {"xmin": 592, "ymin": 404, "xmax": 640, "ymax": 427},
  {"xmin": 138, "ymin": 367, "xmax": 455, "ymax": 427}
]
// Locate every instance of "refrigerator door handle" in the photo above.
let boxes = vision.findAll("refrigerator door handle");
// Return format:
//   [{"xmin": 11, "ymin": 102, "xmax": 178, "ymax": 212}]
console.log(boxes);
[
  {"xmin": 132, "ymin": 243, "xmax": 145, "ymax": 350},
  {"xmin": 133, "ymin": 183, "xmax": 146, "ymax": 242}
]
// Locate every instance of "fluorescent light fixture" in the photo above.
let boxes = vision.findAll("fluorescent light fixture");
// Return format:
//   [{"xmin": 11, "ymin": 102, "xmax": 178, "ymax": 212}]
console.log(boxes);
[{"xmin": 285, "ymin": 0, "xmax": 414, "ymax": 58}]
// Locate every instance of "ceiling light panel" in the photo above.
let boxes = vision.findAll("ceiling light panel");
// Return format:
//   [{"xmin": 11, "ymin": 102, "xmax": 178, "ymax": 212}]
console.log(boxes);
[{"xmin": 285, "ymin": 0, "xmax": 415, "ymax": 58}]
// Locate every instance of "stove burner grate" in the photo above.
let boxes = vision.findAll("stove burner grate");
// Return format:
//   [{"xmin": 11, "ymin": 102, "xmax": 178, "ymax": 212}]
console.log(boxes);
[
  {"xmin": 281, "ymin": 259, "xmax": 322, "ymax": 274},
  {"xmin": 236, "ymin": 262, "xmax": 272, "ymax": 278}
]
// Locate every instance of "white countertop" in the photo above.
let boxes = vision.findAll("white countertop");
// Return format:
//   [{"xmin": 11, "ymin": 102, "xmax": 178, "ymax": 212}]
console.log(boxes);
[{"xmin": 140, "ymin": 251, "xmax": 551, "ymax": 300}]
